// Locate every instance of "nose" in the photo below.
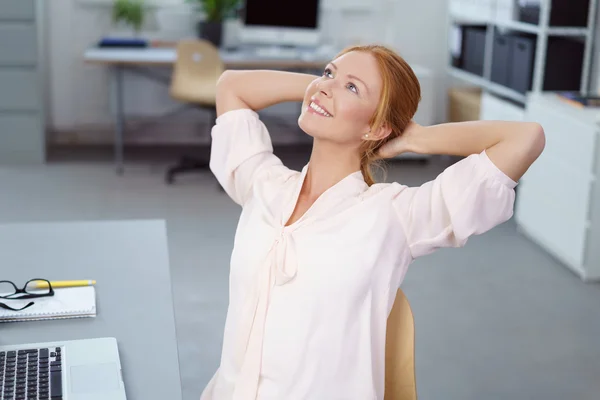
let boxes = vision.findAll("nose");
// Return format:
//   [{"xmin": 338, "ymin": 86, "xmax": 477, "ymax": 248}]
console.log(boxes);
[{"xmin": 317, "ymin": 80, "xmax": 333, "ymax": 98}]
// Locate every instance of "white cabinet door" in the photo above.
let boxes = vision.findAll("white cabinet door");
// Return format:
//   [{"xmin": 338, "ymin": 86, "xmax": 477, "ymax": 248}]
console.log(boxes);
[
  {"xmin": 516, "ymin": 152, "xmax": 590, "ymax": 269},
  {"xmin": 480, "ymin": 92, "xmax": 525, "ymax": 121},
  {"xmin": 526, "ymin": 100, "xmax": 597, "ymax": 175},
  {"xmin": 516, "ymin": 97, "xmax": 598, "ymax": 271}
]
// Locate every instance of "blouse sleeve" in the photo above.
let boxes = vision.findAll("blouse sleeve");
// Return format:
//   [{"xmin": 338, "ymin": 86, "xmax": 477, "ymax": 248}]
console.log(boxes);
[
  {"xmin": 209, "ymin": 108, "xmax": 285, "ymax": 206},
  {"xmin": 392, "ymin": 150, "xmax": 517, "ymax": 259}
]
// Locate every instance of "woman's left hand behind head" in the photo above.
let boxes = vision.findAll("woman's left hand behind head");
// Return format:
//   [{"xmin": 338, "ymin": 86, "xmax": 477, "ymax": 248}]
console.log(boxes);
[{"xmin": 377, "ymin": 121, "xmax": 423, "ymax": 158}]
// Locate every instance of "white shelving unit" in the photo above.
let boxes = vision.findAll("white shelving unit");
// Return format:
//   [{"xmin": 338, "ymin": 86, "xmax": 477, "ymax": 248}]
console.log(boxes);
[{"xmin": 447, "ymin": 0, "xmax": 598, "ymax": 104}]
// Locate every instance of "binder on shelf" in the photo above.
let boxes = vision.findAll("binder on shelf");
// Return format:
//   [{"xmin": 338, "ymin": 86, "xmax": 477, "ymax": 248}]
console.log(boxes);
[
  {"xmin": 463, "ymin": 27, "xmax": 487, "ymax": 77},
  {"xmin": 509, "ymin": 35, "xmax": 536, "ymax": 94},
  {"xmin": 491, "ymin": 33, "xmax": 513, "ymax": 87}
]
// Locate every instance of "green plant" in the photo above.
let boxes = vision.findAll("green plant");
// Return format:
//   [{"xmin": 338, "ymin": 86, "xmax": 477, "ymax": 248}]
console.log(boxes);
[
  {"xmin": 185, "ymin": 0, "xmax": 241, "ymax": 22},
  {"xmin": 112, "ymin": 0, "xmax": 145, "ymax": 32}
]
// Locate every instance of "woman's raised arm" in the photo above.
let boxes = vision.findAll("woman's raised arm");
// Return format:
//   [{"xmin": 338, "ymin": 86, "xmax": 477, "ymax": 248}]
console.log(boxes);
[{"xmin": 216, "ymin": 70, "xmax": 318, "ymax": 117}]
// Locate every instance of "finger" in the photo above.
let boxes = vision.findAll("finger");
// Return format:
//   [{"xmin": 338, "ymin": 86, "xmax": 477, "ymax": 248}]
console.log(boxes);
[{"xmin": 377, "ymin": 143, "xmax": 396, "ymax": 159}]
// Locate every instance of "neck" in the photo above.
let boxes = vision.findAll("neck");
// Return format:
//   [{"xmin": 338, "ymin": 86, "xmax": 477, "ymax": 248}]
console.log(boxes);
[{"xmin": 302, "ymin": 139, "xmax": 362, "ymax": 200}]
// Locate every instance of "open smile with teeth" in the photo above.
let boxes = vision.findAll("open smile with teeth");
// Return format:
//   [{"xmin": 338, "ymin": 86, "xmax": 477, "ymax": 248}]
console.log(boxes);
[{"xmin": 309, "ymin": 101, "xmax": 333, "ymax": 117}]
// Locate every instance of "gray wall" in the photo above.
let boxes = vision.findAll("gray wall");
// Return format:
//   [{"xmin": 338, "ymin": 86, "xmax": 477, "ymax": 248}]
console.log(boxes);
[{"xmin": 0, "ymin": 0, "xmax": 45, "ymax": 164}]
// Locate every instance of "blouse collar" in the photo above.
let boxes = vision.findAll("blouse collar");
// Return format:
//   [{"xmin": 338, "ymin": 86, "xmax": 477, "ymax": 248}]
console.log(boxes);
[{"xmin": 281, "ymin": 164, "xmax": 368, "ymax": 229}]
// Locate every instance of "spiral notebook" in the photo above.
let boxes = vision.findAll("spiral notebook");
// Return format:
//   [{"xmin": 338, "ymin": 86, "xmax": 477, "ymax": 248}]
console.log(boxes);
[{"xmin": 0, "ymin": 286, "xmax": 96, "ymax": 323}]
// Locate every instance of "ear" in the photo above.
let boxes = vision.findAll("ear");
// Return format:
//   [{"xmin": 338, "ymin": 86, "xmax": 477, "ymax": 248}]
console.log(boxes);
[{"xmin": 363, "ymin": 124, "xmax": 392, "ymax": 141}]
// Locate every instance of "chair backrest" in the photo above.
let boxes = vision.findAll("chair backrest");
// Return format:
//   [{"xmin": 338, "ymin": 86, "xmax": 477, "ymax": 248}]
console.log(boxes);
[
  {"xmin": 384, "ymin": 288, "xmax": 417, "ymax": 400},
  {"xmin": 169, "ymin": 39, "xmax": 225, "ymax": 106}
]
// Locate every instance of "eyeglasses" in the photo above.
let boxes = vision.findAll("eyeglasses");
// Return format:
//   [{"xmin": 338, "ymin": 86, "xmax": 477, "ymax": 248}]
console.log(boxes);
[{"xmin": 0, "ymin": 279, "xmax": 54, "ymax": 312}]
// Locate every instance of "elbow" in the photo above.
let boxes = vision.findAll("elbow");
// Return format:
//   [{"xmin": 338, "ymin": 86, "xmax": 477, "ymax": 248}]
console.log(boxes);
[
  {"xmin": 525, "ymin": 122, "xmax": 546, "ymax": 160},
  {"xmin": 216, "ymin": 70, "xmax": 237, "ymax": 93},
  {"xmin": 513, "ymin": 122, "xmax": 545, "ymax": 161},
  {"xmin": 216, "ymin": 70, "xmax": 251, "ymax": 96},
  {"xmin": 216, "ymin": 70, "xmax": 244, "ymax": 108}
]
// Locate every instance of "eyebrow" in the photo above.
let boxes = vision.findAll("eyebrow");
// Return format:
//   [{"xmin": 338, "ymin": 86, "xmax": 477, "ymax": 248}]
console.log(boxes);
[{"xmin": 329, "ymin": 62, "xmax": 370, "ymax": 94}]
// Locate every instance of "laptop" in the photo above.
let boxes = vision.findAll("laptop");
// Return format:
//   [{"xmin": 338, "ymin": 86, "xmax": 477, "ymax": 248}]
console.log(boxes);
[{"xmin": 0, "ymin": 337, "xmax": 126, "ymax": 400}]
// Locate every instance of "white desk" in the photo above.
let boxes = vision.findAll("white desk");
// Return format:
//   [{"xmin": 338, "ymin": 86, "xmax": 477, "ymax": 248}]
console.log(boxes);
[
  {"xmin": 84, "ymin": 46, "xmax": 334, "ymax": 69},
  {"xmin": 0, "ymin": 220, "xmax": 182, "ymax": 399},
  {"xmin": 84, "ymin": 46, "xmax": 334, "ymax": 174},
  {"xmin": 85, "ymin": 47, "xmax": 178, "ymax": 65}
]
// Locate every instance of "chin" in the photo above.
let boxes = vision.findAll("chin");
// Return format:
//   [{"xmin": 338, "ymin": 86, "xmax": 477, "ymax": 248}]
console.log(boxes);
[{"xmin": 298, "ymin": 111, "xmax": 324, "ymax": 139}]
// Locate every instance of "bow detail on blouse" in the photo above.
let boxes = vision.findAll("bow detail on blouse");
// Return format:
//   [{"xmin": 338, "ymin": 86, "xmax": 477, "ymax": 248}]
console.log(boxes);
[
  {"xmin": 273, "ymin": 229, "xmax": 297, "ymax": 285},
  {"xmin": 231, "ymin": 227, "xmax": 298, "ymax": 399}
]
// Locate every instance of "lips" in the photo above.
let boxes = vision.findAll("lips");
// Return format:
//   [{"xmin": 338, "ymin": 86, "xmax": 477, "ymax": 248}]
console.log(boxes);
[{"xmin": 308, "ymin": 98, "xmax": 333, "ymax": 117}]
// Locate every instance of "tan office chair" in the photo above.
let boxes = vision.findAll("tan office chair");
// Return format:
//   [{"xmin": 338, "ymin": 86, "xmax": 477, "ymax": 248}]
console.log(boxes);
[
  {"xmin": 384, "ymin": 288, "xmax": 417, "ymax": 400},
  {"xmin": 166, "ymin": 39, "xmax": 225, "ymax": 184}
]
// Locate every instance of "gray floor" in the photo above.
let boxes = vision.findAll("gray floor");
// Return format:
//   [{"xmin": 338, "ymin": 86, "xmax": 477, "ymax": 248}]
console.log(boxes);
[{"xmin": 1, "ymin": 149, "xmax": 599, "ymax": 400}]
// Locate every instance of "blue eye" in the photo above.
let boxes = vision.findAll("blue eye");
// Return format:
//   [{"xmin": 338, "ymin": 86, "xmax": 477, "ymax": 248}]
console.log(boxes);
[{"xmin": 323, "ymin": 67, "xmax": 359, "ymax": 94}]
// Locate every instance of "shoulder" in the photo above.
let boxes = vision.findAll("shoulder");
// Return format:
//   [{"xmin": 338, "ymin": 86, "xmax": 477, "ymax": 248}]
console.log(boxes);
[
  {"xmin": 249, "ymin": 165, "xmax": 301, "ymax": 207},
  {"xmin": 434, "ymin": 151, "xmax": 518, "ymax": 189},
  {"xmin": 365, "ymin": 151, "xmax": 517, "ymax": 197},
  {"xmin": 262, "ymin": 164, "xmax": 299, "ymax": 186},
  {"xmin": 360, "ymin": 182, "xmax": 409, "ymax": 201}
]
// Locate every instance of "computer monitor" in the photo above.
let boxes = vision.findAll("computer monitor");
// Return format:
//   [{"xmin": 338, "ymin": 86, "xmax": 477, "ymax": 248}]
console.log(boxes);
[{"xmin": 239, "ymin": 0, "xmax": 321, "ymax": 47}]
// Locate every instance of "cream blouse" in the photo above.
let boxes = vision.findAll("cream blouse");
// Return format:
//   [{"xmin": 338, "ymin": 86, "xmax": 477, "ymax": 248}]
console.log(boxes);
[{"xmin": 200, "ymin": 109, "xmax": 517, "ymax": 400}]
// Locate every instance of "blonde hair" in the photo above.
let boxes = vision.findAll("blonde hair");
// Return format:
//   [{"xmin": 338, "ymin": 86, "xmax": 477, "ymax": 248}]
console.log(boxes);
[{"xmin": 335, "ymin": 45, "xmax": 422, "ymax": 185}]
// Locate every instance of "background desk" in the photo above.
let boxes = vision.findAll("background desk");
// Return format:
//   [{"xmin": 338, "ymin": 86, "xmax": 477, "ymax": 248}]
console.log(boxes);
[
  {"xmin": 0, "ymin": 220, "xmax": 182, "ymax": 400},
  {"xmin": 84, "ymin": 46, "xmax": 334, "ymax": 174},
  {"xmin": 84, "ymin": 46, "xmax": 334, "ymax": 69}
]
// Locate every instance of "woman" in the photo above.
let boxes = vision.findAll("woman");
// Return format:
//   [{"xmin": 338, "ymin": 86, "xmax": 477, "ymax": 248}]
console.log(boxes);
[{"xmin": 201, "ymin": 45, "xmax": 545, "ymax": 400}]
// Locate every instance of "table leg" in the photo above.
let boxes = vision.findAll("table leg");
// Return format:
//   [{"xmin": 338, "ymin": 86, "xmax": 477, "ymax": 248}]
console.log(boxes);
[{"xmin": 113, "ymin": 65, "xmax": 125, "ymax": 175}]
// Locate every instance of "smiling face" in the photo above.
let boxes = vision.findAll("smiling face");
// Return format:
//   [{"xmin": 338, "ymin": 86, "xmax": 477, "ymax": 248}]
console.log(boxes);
[{"xmin": 298, "ymin": 51, "xmax": 384, "ymax": 146}]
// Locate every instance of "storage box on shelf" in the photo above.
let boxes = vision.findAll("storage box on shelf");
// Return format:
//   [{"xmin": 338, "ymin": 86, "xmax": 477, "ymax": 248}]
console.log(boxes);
[
  {"xmin": 447, "ymin": 0, "xmax": 596, "ymax": 105},
  {"xmin": 516, "ymin": 92, "xmax": 600, "ymax": 281},
  {"xmin": 489, "ymin": 31, "xmax": 585, "ymax": 94},
  {"xmin": 463, "ymin": 27, "xmax": 487, "ymax": 76},
  {"xmin": 490, "ymin": 33, "xmax": 513, "ymax": 87},
  {"xmin": 491, "ymin": 32, "xmax": 537, "ymax": 94}
]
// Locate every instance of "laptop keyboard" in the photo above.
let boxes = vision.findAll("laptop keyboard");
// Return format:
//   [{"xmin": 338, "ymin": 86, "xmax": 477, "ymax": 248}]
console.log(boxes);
[{"xmin": 0, "ymin": 347, "xmax": 63, "ymax": 400}]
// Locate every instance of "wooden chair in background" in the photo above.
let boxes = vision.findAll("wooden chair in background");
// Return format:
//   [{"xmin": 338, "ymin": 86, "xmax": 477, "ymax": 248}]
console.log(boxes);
[{"xmin": 165, "ymin": 39, "xmax": 224, "ymax": 184}]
